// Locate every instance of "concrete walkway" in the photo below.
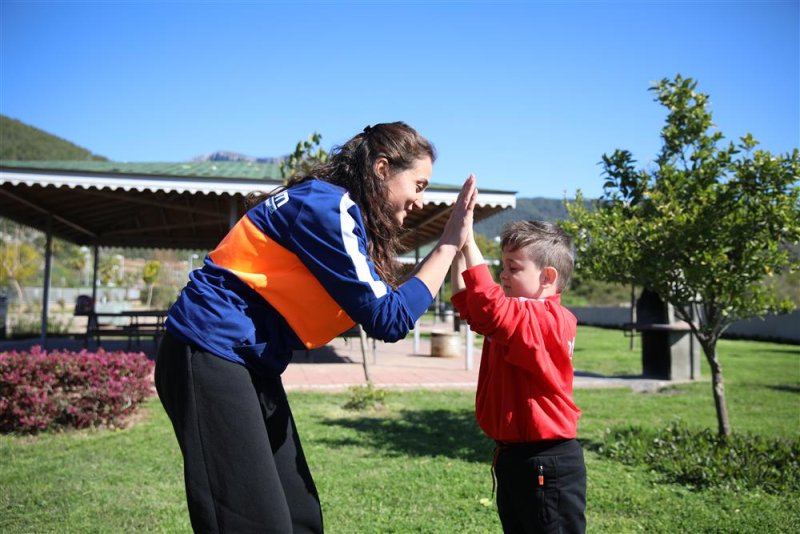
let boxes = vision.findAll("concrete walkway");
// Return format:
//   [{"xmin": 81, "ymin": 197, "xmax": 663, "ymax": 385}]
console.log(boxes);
[{"xmin": 1, "ymin": 323, "xmax": 676, "ymax": 394}]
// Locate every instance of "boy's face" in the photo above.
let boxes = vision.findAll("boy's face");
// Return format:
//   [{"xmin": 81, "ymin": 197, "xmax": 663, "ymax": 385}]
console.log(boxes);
[{"xmin": 499, "ymin": 247, "xmax": 547, "ymax": 299}]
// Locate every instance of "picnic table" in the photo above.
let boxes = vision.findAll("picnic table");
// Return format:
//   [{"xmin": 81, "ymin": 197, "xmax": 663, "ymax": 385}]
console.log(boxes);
[{"xmin": 84, "ymin": 309, "xmax": 168, "ymax": 350}]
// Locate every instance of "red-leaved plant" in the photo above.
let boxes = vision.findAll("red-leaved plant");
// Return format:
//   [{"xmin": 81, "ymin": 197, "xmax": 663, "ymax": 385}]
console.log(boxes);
[{"xmin": 0, "ymin": 346, "xmax": 155, "ymax": 433}]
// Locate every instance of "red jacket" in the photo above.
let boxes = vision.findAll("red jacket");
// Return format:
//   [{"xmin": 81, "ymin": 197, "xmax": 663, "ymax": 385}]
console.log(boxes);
[{"xmin": 451, "ymin": 264, "xmax": 580, "ymax": 442}]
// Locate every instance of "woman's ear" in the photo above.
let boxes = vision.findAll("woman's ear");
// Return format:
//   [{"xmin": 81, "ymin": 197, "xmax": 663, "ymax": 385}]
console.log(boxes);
[
  {"xmin": 542, "ymin": 266, "xmax": 559, "ymax": 288},
  {"xmin": 373, "ymin": 157, "xmax": 390, "ymax": 180}
]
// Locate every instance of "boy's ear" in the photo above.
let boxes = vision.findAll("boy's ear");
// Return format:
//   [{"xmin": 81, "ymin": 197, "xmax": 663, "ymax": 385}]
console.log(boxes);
[{"xmin": 542, "ymin": 266, "xmax": 559, "ymax": 287}]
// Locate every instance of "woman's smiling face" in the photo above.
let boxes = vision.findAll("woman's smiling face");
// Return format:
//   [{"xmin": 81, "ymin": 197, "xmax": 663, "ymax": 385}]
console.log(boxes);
[{"xmin": 383, "ymin": 156, "xmax": 432, "ymax": 226}]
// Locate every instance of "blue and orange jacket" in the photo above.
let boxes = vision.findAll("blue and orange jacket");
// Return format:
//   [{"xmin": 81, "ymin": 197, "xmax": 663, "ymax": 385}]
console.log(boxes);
[{"xmin": 166, "ymin": 179, "xmax": 432, "ymax": 375}]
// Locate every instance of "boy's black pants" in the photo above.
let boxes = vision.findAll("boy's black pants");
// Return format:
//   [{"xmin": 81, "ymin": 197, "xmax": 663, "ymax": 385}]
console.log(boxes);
[
  {"xmin": 494, "ymin": 438, "xmax": 586, "ymax": 534},
  {"xmin": 155, "ymin": 332, "xmax": 323, "ymax": 533}
]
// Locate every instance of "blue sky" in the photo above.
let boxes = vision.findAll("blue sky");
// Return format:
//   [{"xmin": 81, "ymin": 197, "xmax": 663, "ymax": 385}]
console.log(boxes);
[{"xmin": 1, "ymin": 0, "xmax": 798, "ymax": 199}]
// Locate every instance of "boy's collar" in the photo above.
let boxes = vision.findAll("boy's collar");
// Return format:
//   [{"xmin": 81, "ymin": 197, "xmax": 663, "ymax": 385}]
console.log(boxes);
[{"xmin": 515, "ymin": 293, "xmax": 561, "ymax": 304}]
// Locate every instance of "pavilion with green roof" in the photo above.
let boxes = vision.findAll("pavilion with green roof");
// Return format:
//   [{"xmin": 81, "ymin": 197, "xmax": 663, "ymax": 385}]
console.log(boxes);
[{"xmin": 1, "ymin": 160, "xmax": 516, "ymax": 341}]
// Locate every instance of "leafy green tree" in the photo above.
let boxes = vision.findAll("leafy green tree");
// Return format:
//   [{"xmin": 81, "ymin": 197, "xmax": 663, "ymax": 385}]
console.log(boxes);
[
  {"xmin": 565, "ymin": 75, "xmax": 800, "ymax": 436},
  {"xmin": 50, "ymin": 239, "xmax": 88, "ymax": 287},
  {"xmin": 0, "ymin": 220, "xmax": 41, "ymax": 304},
  {"xmin": 142, "ymin": 260, "xmax": 161, "ymax": 308},
  {"xmin": 474, "ymin": 232, "xmax": 502, "ymax": 279},
  {"xmin": 98, "ymin": 256, "xmax": 117, "ymax": 287},
  {"xmin": 565, "ymin": 274, "xmax": 632, "ymax": 307},
  {"xmin": 474, "ymin": 232, "xmax": 500, "ymax": 259},
  {"xmin": 279, "ymin": 132, "xmax": 329, "ymax": 180}
]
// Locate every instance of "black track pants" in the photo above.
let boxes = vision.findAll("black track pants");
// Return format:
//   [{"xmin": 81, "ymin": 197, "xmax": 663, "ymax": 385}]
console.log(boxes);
[
  {"xmin": 494, "ymin": 439, "xmax": 586, "ymax": 534},
  {"xmin": 155, "ymin": 332, "xmax": 323, "ymax": 533}
]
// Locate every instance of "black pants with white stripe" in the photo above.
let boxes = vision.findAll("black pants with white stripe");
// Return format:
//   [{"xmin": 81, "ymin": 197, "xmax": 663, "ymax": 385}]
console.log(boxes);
[
  {"xmin": 155, "ymin": 331, "xmax": 323, "ymax": 533},
  {"xmin": 494, "ymin": 438, "xmax": 586, "ymax": 534}
]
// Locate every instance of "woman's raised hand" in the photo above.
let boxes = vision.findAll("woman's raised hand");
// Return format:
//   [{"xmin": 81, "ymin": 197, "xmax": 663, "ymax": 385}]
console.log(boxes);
[
  {"xmin": 407, "ymin": 174, "xmax": 477, "ymax": 296},
  {"xmin": 440, "ymin": 174, "xmax": 477, "ymax": 250}
]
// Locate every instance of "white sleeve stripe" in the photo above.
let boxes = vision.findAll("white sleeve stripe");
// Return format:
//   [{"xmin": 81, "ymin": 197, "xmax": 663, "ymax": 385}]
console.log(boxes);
[{"xmin": 339, "ymin": 194, "xmax": 388, "ymax": 298}]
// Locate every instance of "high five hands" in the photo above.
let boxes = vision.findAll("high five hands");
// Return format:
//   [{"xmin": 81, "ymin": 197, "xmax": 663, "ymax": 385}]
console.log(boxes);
[{"xmin": 441, "ymin": 174, "xmax": 477, "ymax": 250}]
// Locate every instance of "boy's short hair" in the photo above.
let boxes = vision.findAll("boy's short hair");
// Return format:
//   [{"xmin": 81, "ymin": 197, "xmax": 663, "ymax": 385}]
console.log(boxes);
[{"xmin": 500, "ymin": 220, "xmax": 574, "ymax": 292}]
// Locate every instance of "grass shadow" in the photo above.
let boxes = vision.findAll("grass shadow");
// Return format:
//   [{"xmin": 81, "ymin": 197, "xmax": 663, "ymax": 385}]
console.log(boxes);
[
  {"xmin": 575, "ymin": 369, "xmax": 667, "ymax": 383},
  {"xmin": 574, "ymin": 369, "xmax": 608, "ymax": 378},
  {"xmin": 759, "ymin": 346, "xmax": 800, "ymax": 356},
  {"xmin": 320, "ymin": 408, "xmax": 494, "ymax": 463},
  {"xmin": 768, "ymin": 384, "xmax": 800, "ymax": 394},
  {"xmin": 576, "ymin": 436, "xmax": 603, "ymax": 454},
  {"xmin": 291, "ymin": 346, "xmax": 355, "ymax": 364}
]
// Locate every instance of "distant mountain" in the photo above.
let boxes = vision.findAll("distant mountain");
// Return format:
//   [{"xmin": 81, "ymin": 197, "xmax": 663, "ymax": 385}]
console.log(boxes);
[
  {"xmin": 0, "ymin": 115, "xmax": 108, "ymax": 161},
  {"xmin": 474, "ymin": 197, "xmax": 576, "ymax": 238},
  {"xmin": 192, "ymin": 151, "xmax": 283, "ymax": 164}
]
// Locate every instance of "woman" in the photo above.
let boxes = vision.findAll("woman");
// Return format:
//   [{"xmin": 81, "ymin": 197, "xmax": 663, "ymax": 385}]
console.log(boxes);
[{"xmin": 155, "ymin": 122, "xmax": 477, "ymax": 533}]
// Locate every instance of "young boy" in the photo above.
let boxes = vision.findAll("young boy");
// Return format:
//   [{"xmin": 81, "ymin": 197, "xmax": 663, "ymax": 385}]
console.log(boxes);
[{"xmin": 451, "ymin": 220, "xmax": 586, "ymax": 534}]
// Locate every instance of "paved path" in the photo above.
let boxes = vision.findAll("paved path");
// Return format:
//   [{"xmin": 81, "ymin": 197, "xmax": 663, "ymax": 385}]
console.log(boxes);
[
  {"xmin": 283, "ymin": 333, "xmax": 675, "ymax": 393},
  {"xmin": 284, "ymin": 334, "xmax": 480, "ymax": 392}
]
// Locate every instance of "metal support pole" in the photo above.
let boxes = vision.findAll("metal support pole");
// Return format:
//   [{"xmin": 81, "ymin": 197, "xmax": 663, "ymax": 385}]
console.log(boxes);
[
  {"xmin": 229, "ymin": 197, "xmax": 238, "ymax": 229},
  {"xmin": 39, "ymin": 216, "xmax": 53, "ymax": 348},
  {"xmin": 91, "ymin": 244, "xmax": 99, "ymax": 307},
  {"xmin": 413, "ymin": 248, "xmax": 422, "ymax": 354}
]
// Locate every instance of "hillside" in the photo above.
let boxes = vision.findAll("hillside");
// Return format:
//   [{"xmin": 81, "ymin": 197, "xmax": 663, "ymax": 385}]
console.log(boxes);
[
  {"xmin": 192, "ymin": 150, "xmax": 283, "ymax": 164},
  {"xmin": 474, "ymin": 197, "xmax": 575, "ymax": 237},
  {"xmin": 0, "ymin": 115, "xmax": 107, "ymax": 161}
]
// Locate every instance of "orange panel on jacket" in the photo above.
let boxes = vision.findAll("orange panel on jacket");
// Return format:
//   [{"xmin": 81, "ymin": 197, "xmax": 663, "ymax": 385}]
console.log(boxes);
[{"xmin": 209, "ymin": 215, "xmax": 355, "ymax": 349}]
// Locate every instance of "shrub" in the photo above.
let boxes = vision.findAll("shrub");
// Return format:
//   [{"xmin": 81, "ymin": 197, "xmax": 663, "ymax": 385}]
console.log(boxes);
[
  {"xmin": 7, "ymin": 313, "xmax": 74, "ymax": 337},
  {"xmin": 343, "ymin": 383, "xmax": 386, "ymax": 411},
  {"xmin": 596, "ymin": 421, "xmax": 799, "ymax": 495},
  {"xmin": 0, "ymin": 346, "xmax": 154, "ymax": 433}
]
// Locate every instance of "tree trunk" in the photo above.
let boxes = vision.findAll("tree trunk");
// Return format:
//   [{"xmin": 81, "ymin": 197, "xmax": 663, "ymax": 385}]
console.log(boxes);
[
  {"xmin": 11, "ymin": 278, "xmax": 26, "ymax": 306},
  {"xmin": 629, "ymin": 284, "xmax": 636, "ymax": 351},
  {"xmin": 358, "ymin": 325, "xmax": 372, "ymax": 385},
  {"xmin": 701, "ymin": 339, "xmax": 731, "ymax": 436}
]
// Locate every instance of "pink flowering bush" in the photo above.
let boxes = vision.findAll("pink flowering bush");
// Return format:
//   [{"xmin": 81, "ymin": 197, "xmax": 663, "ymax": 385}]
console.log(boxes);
[{"xmin": 0, "ymin": 346, "xmax": 155, "ymax": 433}]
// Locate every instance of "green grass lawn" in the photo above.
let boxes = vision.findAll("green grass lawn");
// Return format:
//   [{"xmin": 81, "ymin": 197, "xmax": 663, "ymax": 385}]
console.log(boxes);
[{"xmin": 1, "ymin": 327, "xmax": 798, "ymax": 533}]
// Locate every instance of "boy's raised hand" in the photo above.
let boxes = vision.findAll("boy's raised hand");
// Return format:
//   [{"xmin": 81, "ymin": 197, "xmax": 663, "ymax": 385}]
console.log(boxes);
[{"xmin": 440, "ymin": 174, "xmax": 477, "ymax": 250}]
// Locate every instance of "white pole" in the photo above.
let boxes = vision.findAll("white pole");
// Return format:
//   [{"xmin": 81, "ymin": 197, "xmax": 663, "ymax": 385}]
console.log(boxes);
[
  {"xmin": 413, "ymin": 318, "xmax": 420, "ymax": 354},
  {"xmin": 465, "ymin": 324, "xmax": 474, "ymax": 370},
  {"xmin": 189, "ymin": 253, "xmax": 199, "ymax": 274}
]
